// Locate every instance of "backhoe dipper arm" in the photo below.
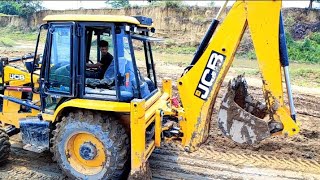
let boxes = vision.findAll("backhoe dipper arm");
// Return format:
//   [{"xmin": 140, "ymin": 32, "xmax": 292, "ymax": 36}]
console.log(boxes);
[{"xmin": 177, "ymin": 0, "xmax": 299, "ymax": 152}]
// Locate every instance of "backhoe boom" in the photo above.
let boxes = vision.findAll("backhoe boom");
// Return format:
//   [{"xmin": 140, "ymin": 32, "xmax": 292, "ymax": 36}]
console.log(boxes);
[{"xmin": 177, "ymin": 0, "xmax": 299, "ymax": 151}]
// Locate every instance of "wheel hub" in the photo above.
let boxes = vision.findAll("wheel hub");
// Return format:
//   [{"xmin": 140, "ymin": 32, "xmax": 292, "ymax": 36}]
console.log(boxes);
[
  {"xmin": 79, "ymin": 142, "xmax": 97, "ymax": 160},
  {"xmin": 65, "ymin": 132, "xmax": 107, "ymax": 175}
]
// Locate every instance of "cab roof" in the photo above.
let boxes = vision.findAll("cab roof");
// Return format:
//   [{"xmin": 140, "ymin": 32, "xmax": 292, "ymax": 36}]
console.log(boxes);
[{"xmin": 43, "ymin": 14, "xmax": 140, "ymax": 25}]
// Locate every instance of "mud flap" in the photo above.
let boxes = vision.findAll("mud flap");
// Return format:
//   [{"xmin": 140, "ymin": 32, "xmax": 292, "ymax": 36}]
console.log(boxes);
[{"xmin": 218, "ymin": 75, "xmax": 270, "ymax": 144}]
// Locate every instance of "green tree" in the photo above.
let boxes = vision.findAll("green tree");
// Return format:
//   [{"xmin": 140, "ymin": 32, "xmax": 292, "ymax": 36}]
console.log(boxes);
[
  {"xmin": 106, "ymin": 0, "xmax": 130, "ymax": 8},
  {"xmin": 208, "ymin": 1, "xmax": 215, "ymax": 7},
  {"xmin": 0, "ymin": 0, "xmax": 42, "ymax": 18},
  {"xmin": 309, "ymin": 0, "xmax": 320, "ymax": 9},
  {"xmin": 163, "ymin": 0, "xmax": 184, "ymax": 8}
]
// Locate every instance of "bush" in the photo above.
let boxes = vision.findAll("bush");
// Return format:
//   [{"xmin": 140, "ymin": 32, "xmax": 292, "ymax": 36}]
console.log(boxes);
[
  {"xmin": 149, "ymin": 0, "xmax": 185, "ymax": 8},
  {"xmin": 106, "ymin": 0, "xmax": 130, "ymax": 8},
  {"xmin": 164, "ymin": 1, "xmax": 184, "ymax": 8},
  {"xmin": 0, "ymin": 1, "xmax": 42, "ymax": 18},
  {"xmin": 287, "ymin": 32, "xmax": 320, "ymax": 63}
]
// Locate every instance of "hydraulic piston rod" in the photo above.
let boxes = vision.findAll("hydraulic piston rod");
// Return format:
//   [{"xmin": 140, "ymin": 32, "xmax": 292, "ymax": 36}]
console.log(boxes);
[
  {"xmin": 190, "ymin": 0, "xmax": 229, "ymax": 66},
  {"xmin": 0, "ymin": 94, "xmax": 41, "ymax": 111},
  {"xmin": 279, "ymin": 12, "xmax": 296, "ymax": 121}
]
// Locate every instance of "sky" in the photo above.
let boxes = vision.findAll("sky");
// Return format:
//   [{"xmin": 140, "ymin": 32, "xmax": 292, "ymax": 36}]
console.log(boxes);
[{"xmin": 41, "ymin": 1, "xmax": 319, "ymax": 10}]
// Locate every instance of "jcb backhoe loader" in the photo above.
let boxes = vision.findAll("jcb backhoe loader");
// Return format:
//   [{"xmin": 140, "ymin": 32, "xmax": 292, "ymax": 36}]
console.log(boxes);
[{"xmin": 0, "ymin": 0, "xmax": 300, "ymax": 179}]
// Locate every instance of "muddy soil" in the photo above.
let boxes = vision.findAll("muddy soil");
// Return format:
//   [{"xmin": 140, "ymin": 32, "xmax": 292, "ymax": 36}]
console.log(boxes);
[
  {"xmin": 151, "ymin": 63, "xmax": 320, "ymax": 179},
  {"xmin": 0, "ymin": 57, "xmax": 320, "ymax": 179},
  {"xmin": 204, "ymin": 84, "xmax": 320, "ymax": 162}
]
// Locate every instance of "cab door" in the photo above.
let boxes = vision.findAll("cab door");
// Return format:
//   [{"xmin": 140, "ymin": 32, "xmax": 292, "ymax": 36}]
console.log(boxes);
[{"xmin": 40, "ymin": 23, "xmax": 77, "ymax": 113}]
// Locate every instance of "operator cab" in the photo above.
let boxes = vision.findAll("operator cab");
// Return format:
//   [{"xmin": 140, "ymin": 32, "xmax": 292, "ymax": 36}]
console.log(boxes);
[{"xmin": 35, "ymin": 15, "xmax": 160, "ymax": 112}]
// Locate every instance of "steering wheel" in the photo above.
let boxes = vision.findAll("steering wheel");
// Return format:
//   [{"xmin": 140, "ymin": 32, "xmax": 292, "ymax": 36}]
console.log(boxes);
[
  {"xmin": 86, "ymin": 59, "xmax": 96, "ymax": 71},
  {"xmin": 88, "ymin": 59, "xmax": 94, "ymax": 64}
]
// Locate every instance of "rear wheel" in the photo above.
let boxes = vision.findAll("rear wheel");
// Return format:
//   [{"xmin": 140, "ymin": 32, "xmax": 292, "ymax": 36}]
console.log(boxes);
[
  {"xmin": 51, "ymin": 110, "xmax": 129, "ymax": 179},
  {"xmin": 0, "ymin": 129, "xmax": 10, "ymax": 164}
]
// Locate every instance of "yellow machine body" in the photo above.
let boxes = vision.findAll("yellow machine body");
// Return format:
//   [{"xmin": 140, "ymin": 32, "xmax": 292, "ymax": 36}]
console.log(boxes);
[{"xmin": 0, "ymin": 66, "xmax": 40, "ymax": 128}]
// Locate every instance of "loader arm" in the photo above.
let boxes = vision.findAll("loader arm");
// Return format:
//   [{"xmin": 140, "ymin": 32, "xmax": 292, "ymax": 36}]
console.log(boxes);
[{"xmin": 177, "ymin": 0, "xmax": 299, "ymax": 151}]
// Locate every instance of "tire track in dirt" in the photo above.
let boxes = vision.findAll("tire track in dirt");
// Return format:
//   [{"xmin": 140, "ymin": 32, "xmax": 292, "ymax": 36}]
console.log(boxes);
[
  {"xmin": 0, "ymin": 140, "xmax": 65, "ymax": 180},
  {"xmin": 152, "ymin": 142, "xmax": 320, "ymax": 174},
  {"xmin": 150, "ymin": 149, "xmax": 320, "ymax": 180}
]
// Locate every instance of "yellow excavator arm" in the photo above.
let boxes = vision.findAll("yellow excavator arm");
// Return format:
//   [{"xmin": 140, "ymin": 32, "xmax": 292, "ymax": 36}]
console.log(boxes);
[
  {"xmin": 177, "ymin": 0, "xmax": 299, "ymax": 152},
  {"xmin": 0, "ymin": 1, "xmax": 301, "ymax": 178}
]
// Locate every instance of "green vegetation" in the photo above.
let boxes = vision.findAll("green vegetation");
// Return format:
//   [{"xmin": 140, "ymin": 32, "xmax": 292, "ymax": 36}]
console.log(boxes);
[
  {"xmin": 0, "ymin": 37, "xmax": 15, "ymax": 47},
  {"xmin": 0, "ymin": 13, "xmax": 9, "ymax": 16},
  {"xmin": 0, "ymin": 1, "xmax": 42, "ymax": 18},
  {"xmin": 234, "ymin": 68, "xmax": 260, "ymax": 76},
  {"xmin": 286, "ymin": 32, "xmax": 320, "ymax": 63},
  {"xmin": 237, "ymin": 50, "xmax": 257, "ymax": 60},
  {"xmin": 148, "ymin": 1, "xmax": 186, "ymax": 8},
  {"xmin": 208, "ymin": 1, "xmax": 215, "ymax": 7},
  {"xmin": 153, "ymin": 44, "xmax": 197, "ymax": 54},
  {"xmin": 137, "ymin": 48, "xmax": 320, "ymax": 88},
  {"xmin": 106, "ymin": 0, "xmax": 130, "ymax": 8},
  {"xmin": 0, "ymin": 26, "xmax": 38, "ymax": 41},
  {"xmin": 156, "ymin": 31, "xmax": 320, "ymax": 64},
  {"xmin": 290, "ymin": 67, "xmax": 320, "ymax": 87},
  {"xmin": 0, "ymin": 26, "xmax": 46, "ymax": 47},
  {"xmin": 309, "ymin": 0, "xmax": 320, "ymax": 9},
  {"xmin": 233, "ymin": 60, "xmax": 320, "ymax": 87}
]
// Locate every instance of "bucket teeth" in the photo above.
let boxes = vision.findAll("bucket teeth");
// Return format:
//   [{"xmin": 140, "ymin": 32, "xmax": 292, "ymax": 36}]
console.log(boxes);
[{"xmin": 218, "ymin": 75, "xmax": 270, "ymax": 144}]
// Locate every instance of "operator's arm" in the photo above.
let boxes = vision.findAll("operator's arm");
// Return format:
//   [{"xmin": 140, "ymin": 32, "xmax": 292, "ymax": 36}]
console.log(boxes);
[{"xmin": 86, "ymin": 62, "xmax": 103, "ymax": 68}]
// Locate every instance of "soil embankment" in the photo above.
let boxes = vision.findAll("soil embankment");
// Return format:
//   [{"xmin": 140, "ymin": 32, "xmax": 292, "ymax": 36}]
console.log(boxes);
[{"xmin": 0, "ymin": 7, "xmax": 318, "ymax": 46}]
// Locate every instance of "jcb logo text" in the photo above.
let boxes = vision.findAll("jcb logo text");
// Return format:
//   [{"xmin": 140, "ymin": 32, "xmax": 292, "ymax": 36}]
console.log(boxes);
[
  {"xmin": 194, "ymin": 51, "xmax": 225, "ymax": 100},
  {"xmin": 9, "ymin": 74, "xmax": 25, "ymax": 80}
]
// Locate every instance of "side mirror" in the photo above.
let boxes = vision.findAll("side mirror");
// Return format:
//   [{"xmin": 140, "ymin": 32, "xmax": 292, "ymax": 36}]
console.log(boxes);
[{"xmin": 25, "ymin": 55, "xmax": 41, "ymax": 73}]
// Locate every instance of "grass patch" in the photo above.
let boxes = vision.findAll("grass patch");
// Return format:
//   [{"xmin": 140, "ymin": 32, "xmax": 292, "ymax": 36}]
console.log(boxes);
[
  {"xmin": 234, "ymin": 68, "xmax": 260, "ymax": 76},
  {"xmin": 135, "ymin": 48, "xmax": 319, "ymax": 88},
  {"xmin": 290, "ymin": 68, "xmax": 320, "ymax": 87},
  {"xmin": 0, "ymin": 26, "xmax": 39, "ymax": 43},
  {"xmin": 153, "ymin": 45, "xmax": 197, "ymax": 54},
  {"xmin": 0, "ymin": 37, "xmax": 15, "ymax": 47},
  {"xmin": 232, "ymin": 60, "xmax": 320, "ymax": 87},
  {"xmin": 0, "ymin": 13, "xmax": 9, "ymax": 16},
  {"xmin": 153, "ymin": 32, "xmax": 320, "ymax": 64},
  {"xmin": 237, "ymin": 50, "xmax": 257, "ymax": 60},
  {"xmin": 135, "ymin": 50, "xmax": 192, "ymax": 66}
]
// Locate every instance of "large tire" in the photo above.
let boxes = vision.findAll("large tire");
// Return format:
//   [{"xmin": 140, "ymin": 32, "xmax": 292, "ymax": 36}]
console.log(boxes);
[
  {"xmin": 0, "ymin": 129, "xmax": 10, "ymax": 164},
  {"xmin": 51, "ymin": 110, "xmax": 129, "ymax": 179}
]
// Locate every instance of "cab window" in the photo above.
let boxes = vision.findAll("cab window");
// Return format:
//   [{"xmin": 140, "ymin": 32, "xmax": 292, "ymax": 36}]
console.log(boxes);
[{"xmin": 47, "ymin": 25, "xmax": 72, "ymax": 93}]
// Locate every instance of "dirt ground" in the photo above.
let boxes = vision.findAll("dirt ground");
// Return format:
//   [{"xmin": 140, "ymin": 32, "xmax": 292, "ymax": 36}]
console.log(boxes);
[
  {"xmin": 150, "ymin": 62, "xmax": 320, "ymax": 179},
  {"xmin": 0, "ymin": 52, "xmax": 320, "ymax": 179}
]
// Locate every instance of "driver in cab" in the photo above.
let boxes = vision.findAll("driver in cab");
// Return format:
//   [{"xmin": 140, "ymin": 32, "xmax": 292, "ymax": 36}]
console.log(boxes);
[{"xmin": 86, "ymin": 40, "xmax": 113, "ymax": 79}]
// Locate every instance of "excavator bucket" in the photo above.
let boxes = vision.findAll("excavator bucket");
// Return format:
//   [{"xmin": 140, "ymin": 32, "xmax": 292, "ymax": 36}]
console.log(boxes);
[{"xmin": 218, "ymin": 75, "xmax": 270, "ymax": 144}]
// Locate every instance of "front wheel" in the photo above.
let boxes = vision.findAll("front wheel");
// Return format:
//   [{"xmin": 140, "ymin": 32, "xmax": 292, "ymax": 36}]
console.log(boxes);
[
  {"xmin": 51, "ymin": 110, "xmax": 129, "ymax": 179},
  {"xmin": 0, "ymin": 129, "xmax": 10, "ymax": 164}
]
